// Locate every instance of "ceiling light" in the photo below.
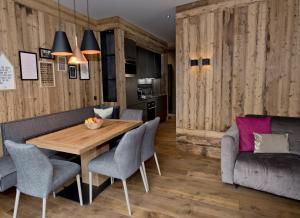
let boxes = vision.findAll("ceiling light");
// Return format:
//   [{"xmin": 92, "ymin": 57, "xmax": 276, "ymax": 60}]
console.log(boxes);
[
  {"xmin": 69, "ymin": 0, "xmax": 88, "ymax": 65},
  {"xmin": 81, "ymin": 0, "xmax": 101, "ymax": 55},
  {"xmin": 51, "ymin": 0, "xmax": 72, "ymax": 56}
]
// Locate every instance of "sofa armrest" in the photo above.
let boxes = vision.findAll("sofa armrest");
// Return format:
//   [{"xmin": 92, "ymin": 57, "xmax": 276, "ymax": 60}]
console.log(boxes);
[{"xmin": 221, "ymin": 124, "xmax": 239, "ymax": 184}]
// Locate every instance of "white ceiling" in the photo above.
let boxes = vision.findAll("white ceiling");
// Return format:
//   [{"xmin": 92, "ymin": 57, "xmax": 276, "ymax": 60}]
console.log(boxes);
[{"xmin": 58, "ymin": 0, "xmax": 195, "ymax": 46}]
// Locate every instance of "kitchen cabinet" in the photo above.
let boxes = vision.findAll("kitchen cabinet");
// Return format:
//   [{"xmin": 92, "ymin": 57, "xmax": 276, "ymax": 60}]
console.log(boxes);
[
  {"xmin": 136, "ymin": 47, "xmax": 161, "ymax": 79},
  {"xmin": 101, "ymin": 30, "xmax": 117, "ymax": 102},
  {"xmin": 125, "ymin": 38, "xmax": 136, "ymax": 60}
]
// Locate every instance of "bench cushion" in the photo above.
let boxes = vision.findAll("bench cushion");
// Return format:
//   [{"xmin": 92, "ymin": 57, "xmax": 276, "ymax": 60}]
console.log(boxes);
[
  {"xmin": 234, "ymin": 152, "xmax": 300, "ymax": 200},
  {"xmin": 0, "ymin": 156, "xmax": 16, "ymax": 192}
]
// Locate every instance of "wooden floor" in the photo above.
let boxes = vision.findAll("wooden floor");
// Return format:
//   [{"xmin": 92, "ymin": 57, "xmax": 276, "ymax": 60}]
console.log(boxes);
[{"xmin": 0, "ymin": 118, "xmax": 300, "ymax": 218}]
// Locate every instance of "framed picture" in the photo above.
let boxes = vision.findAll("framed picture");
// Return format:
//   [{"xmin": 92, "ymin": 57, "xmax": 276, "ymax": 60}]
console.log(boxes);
[
  {"xmin": 19, "ymin": 51, "xmax": 38, "ymax": 80},
  {"xmin": 39, "ymin": 48, "xmax": 54, "ymax": 60},
  {"xmin": 57, "ymin": 56, "xmax": 67, "ymax": 71},
  {"xmin": 79, "ymin": 62, "xmax": 90, "ymax": 80},
  {"xmin": 39, "ymin": 61, "xmax": 55, "ymax": 87},
  {"xmin": 0, "ymin": 53, "xmax": 16, "ymax": 90},
  {"xmin": 68, "ymin": 65, "xmax": 77, "ymax": 79}
]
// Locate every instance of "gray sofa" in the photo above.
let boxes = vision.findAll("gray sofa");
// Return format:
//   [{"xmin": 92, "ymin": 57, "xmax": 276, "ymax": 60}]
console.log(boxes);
[
  {"xmin": 221, "ymin": 116, "xmax": 300, "ymax": 201},
  {"xmin": 0, "ymin": 105, "xmax": 119, "ymax": 192}
]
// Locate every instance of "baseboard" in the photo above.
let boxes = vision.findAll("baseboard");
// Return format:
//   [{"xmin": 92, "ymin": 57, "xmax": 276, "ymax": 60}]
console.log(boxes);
[{"xmin": 176, "ymin": 128, "xmax": 223, "ymax": 159}]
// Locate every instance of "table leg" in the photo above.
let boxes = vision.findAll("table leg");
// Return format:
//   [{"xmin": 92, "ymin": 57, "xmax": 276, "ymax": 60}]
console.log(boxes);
[{"xmin": 80, "ymin": 144, "xmax": 109, "ymax": 186}]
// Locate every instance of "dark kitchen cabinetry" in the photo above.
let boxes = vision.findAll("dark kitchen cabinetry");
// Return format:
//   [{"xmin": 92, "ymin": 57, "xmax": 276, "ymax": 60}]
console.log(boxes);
[
  {"xmin": 125, "ymin": 38, "xmax": 136, "ymax": 60},
  {"xmin": 155, "ymin": 95, "xmax": 167, "ymax": 122},
  {"xmin": 136, "ymin": 47, "xmax": 161, "ymax": 78},
  {"xmin": 101, "ymin": 30, "xmax": 117, "ymax": 102}
]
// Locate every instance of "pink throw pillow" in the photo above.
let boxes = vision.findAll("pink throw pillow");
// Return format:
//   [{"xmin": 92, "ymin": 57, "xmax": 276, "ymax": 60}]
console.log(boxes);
[{"xmin": 236, "ymin": 117, "xmax": 272, "ymax": 152}]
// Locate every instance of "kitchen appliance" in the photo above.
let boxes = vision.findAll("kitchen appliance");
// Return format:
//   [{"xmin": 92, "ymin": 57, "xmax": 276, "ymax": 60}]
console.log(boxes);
[
  {"xmin": 125, "ymin": 60, "xmax": 136, "ymax": 76},
  {"xmin": 147, "ymin": 101, "xmax": 156, "ymax": 120}
]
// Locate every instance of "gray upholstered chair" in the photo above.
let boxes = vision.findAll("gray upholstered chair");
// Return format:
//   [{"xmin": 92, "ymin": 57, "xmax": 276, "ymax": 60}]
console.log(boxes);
[
  {"xmin": 120, "ymin": 109, "xmax": 143, "ymax": 121},
  {"xmin": 88, "ymin": 125, "xmax": 147, "ymax": 216},
  {"xmin": 5, "ymin": 140, "xmax": 83, "ymax": 218},
  {"xmin": 140, "ymin": 117, "xmax": 161, "ymax": 190}
]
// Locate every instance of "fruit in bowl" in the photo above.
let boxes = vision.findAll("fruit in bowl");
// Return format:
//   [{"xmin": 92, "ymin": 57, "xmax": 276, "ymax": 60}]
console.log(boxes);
[{"xmin": 84, "ymin": 117, "xmax": 104, "ymax": 130}]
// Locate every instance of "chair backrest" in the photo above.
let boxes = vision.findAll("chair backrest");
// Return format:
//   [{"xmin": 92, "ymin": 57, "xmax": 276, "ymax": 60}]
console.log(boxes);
[
  {"xmin": 4, "ymin": 140, "xmax": 53, "ymax": 198},
  {"xmin": 141, "ymin": 117, "xmax": 160, "ymax": 162},
  {"xmin": 120, "ymin": 109, "xmax": 143, "ymax": 121},
  {"xmin": 114, "ymin": 125, "xmax": 146, "ymax": 179}
]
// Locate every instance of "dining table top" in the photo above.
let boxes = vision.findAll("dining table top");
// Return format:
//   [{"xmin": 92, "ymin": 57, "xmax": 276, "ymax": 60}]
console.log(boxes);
[{"xmin": 26, "ymin": 119, "xmax": 143, "ymax": 155}]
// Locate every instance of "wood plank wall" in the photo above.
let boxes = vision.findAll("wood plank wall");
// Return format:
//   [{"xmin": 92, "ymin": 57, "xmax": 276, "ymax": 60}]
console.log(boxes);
[
  {"xmin": 0, "ymin": 0, "xmax": 169, "ymax": 125},
  {"xmin": 0, "ymin": 0, "xmax": 101, "ymax": 123},
  {"xmin": 176, "ymin": 0, "xmax": 300, "ymax": 135}
]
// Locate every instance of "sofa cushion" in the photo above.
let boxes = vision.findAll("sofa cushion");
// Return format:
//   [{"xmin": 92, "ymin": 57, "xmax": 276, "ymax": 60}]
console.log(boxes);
[
  {"xmin": 234, "ymin": 152, "xmax": 300, "ymax": 200},
  {"xmin": 0, "ymin": 156, "xmax": 17, "ymax": 192},
  {"xmin": 271, "ymin": 117, "xmax": 300, "ymax": 155},
  {"xmin": 236, "ymin": 117, "xmax": 272, "ymax": 152}
]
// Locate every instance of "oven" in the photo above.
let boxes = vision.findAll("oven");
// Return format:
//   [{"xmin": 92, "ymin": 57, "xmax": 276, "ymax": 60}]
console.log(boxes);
[{"xmin": 147, "ymin": 101, "xmax": 156, "ymax": 120}]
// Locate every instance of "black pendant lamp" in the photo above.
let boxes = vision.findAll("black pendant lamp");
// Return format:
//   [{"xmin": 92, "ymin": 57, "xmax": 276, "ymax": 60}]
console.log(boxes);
[
  {"xmin": 81, "ymin": 0, "xmax": 101, "ymax": 54},
  {"xmin": 51, "ymin": 0, "xmax": 72, "ymax": 56}
]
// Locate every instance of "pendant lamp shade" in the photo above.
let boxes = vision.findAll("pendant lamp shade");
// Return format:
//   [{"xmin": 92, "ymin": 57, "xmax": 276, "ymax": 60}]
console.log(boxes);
[
  {"xmin": 68, "ymin": 46, "xmax": 88, "ymax": 64},
  {"xmin": 81, "ymin": 30, "xmax": 101, "ymax": 54},
  {"xmin": 51, "ymin": 31, "xmax": 73, "ymax": 56}
]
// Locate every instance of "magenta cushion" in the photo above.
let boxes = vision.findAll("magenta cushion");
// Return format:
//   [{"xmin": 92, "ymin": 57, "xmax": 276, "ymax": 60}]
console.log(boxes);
[{"xmin": 236, "ymin": 117, "xmax": 272, "ymax": 152}]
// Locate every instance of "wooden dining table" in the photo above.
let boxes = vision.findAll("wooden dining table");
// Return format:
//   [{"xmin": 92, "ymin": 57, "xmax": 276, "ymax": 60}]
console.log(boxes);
[{"xmin": 26, "ymin": 119, "xmax": 142, "ymax": 204}]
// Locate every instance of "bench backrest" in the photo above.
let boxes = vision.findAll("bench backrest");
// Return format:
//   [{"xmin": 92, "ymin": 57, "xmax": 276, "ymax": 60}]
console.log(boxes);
[{"xmin": 1, "ymin": 105, "xmax": 120, "ymax": 156}]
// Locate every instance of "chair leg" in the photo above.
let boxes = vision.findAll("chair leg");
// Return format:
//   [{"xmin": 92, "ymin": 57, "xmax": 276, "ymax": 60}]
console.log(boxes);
[
  {"xmin": 122, "ymin": 180, "xmax": 132, "ymax": 216},
  {"xmin": 13, "ymin": 189, "xmax": 20, "ymax": 218},
  {"xmin": 139, "ymin": 166, "xmax": 149, "ymax": 192},
  {"xmin": 53, "ymin": 192, "xmax": 56, "ymax": 198},
  {"xmin": 111, "ymin": 177, "xmax": 114, "ymax": 184},
  {"xmin": 42, "ymin": 197, "xmax": 47, "ymax": 218},
  {"xmin": 89, "ymin": 172, "xmax": 93, "ymax": 205},
  {"xmin": 154, "ymin": 152, "xmax": 162, "ymax": 176},
  {"xmin": 142, "ymin": 162, "xmax": 149, "ymax": 191},
  {"xmin": 76, "ymin": 175, "xmax": 83, "ymax": 206}
]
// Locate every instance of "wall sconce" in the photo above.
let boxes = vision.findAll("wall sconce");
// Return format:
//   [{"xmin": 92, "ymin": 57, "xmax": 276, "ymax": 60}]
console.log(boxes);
[
  {"xmin": 190, "ymin": 59, "xmax": 199, "ymax": 66},
  {"xmin": 202, "ymin": 58, "xmax": 210, "ymax": 66}
]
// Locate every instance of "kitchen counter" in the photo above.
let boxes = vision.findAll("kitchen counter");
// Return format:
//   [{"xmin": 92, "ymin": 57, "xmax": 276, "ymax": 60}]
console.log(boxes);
[{"xmin": 127, "ymin": 95, "xmax": 167, "ymax": 122}]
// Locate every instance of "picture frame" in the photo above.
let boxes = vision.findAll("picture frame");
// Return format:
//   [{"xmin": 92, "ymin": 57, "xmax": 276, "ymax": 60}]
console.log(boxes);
[
  {"xmin": 39, "ymin": 48, "xmax": 55, "ymax": 60},
  {"xmin": 68, "ymin": 65, "xmax": 77, "ymax": 79},
  {"xmin": 79, "ymin": 62, "xmax": 90, "ymax": 80},
  {"xmin": 19, "ymin": 51, "xmax": 39, "ymax": 80},
  {"xmin": 57, "ymin": 56, "xmax": 67, "ymax": 71},
  {"xmin": 39, "ymin": 61, "xmax": 55, "ymax": 88}
]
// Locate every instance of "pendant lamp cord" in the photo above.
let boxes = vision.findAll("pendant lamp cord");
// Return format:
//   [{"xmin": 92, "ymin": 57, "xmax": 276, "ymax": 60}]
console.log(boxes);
[
  {"xmin": 87, "ymin": 0, "xmax": 90, "ymax": 29},
  {"xmin": 73, "ymin": 0, "xmax": 78, "ymax": 46},
  {"xmin": 58, "ymin": 0, "xmax": 62, "ymax": 30}
]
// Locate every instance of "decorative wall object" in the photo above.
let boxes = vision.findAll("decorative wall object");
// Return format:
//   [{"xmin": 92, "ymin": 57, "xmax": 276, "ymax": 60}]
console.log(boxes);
[
  {"xmin": 57, "ymin": 56, "xmax": 67, "ymax": 71},
  {"xmin": 80, "ymin": 62, "xmax": 90, "ymax": 80},
  {"xmin": 0, "ymin": 53, "xmax": 16, "ymax": 90},
  {"xmin": 39, "ymin": 61, "xmax": 55, "ymax": 87},
  {"xmin": 68, "ymin": 65, "xmax": 77, "ymax": 79},
  {"xmin": 39, "ymin": 48, "xmax": 54, "ymax": 60},
  {"xmin": 19, "ymin": 51, "xmax": 38, "ymax": 80}
]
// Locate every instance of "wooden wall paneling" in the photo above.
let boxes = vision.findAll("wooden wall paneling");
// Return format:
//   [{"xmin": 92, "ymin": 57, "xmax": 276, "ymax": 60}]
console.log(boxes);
[
  {"xmin": 220, "ymin": 8, "xmax": 234, "ymax": 131},
  {"xmin": 204, "ymin": 12, "xmax": 214, "ymax": 130},
  {"xmin": 289, "ymin": 0, "xmax": 300, "ymax": 116},
  {"xmin": 181, "ymin": 18, "xmax": 190, "ymax": 129},
  {"xmin": 243, "ymin": 3, "xmax": 259, "ymax": 115},
  {"xmin": 187, "ymin": 16, "xmax": 198, "ymax": 130},
  {"xmin": 114, "ymin": 28, "xmax": 126, "ymax": 112},
  {"xmin": 196, "ymin": 14, "xmax": 206, "ymax": 130},
  {"xmin": 231, "ymin": 6, "xmax": 248, "ymax": 121},
  {"xmin": 266, "ymin": 0, "xmax": 294, "ymax": 116},
  {"xmin": 212, "ymin": 9, "xmax": 223, "ymax": 131},
  {"xmin": 253, "ymin": 1, "xmax": 267, "ymax": 114},
  {"xmin": 176, "ymin": 18, "xmax": 184, "ymax": 128}
]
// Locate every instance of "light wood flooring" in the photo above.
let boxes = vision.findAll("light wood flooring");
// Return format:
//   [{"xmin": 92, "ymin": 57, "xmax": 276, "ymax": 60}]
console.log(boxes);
[{"xmin": 0, "ymin": 118, "xmax": 299, "ymax": 218}]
